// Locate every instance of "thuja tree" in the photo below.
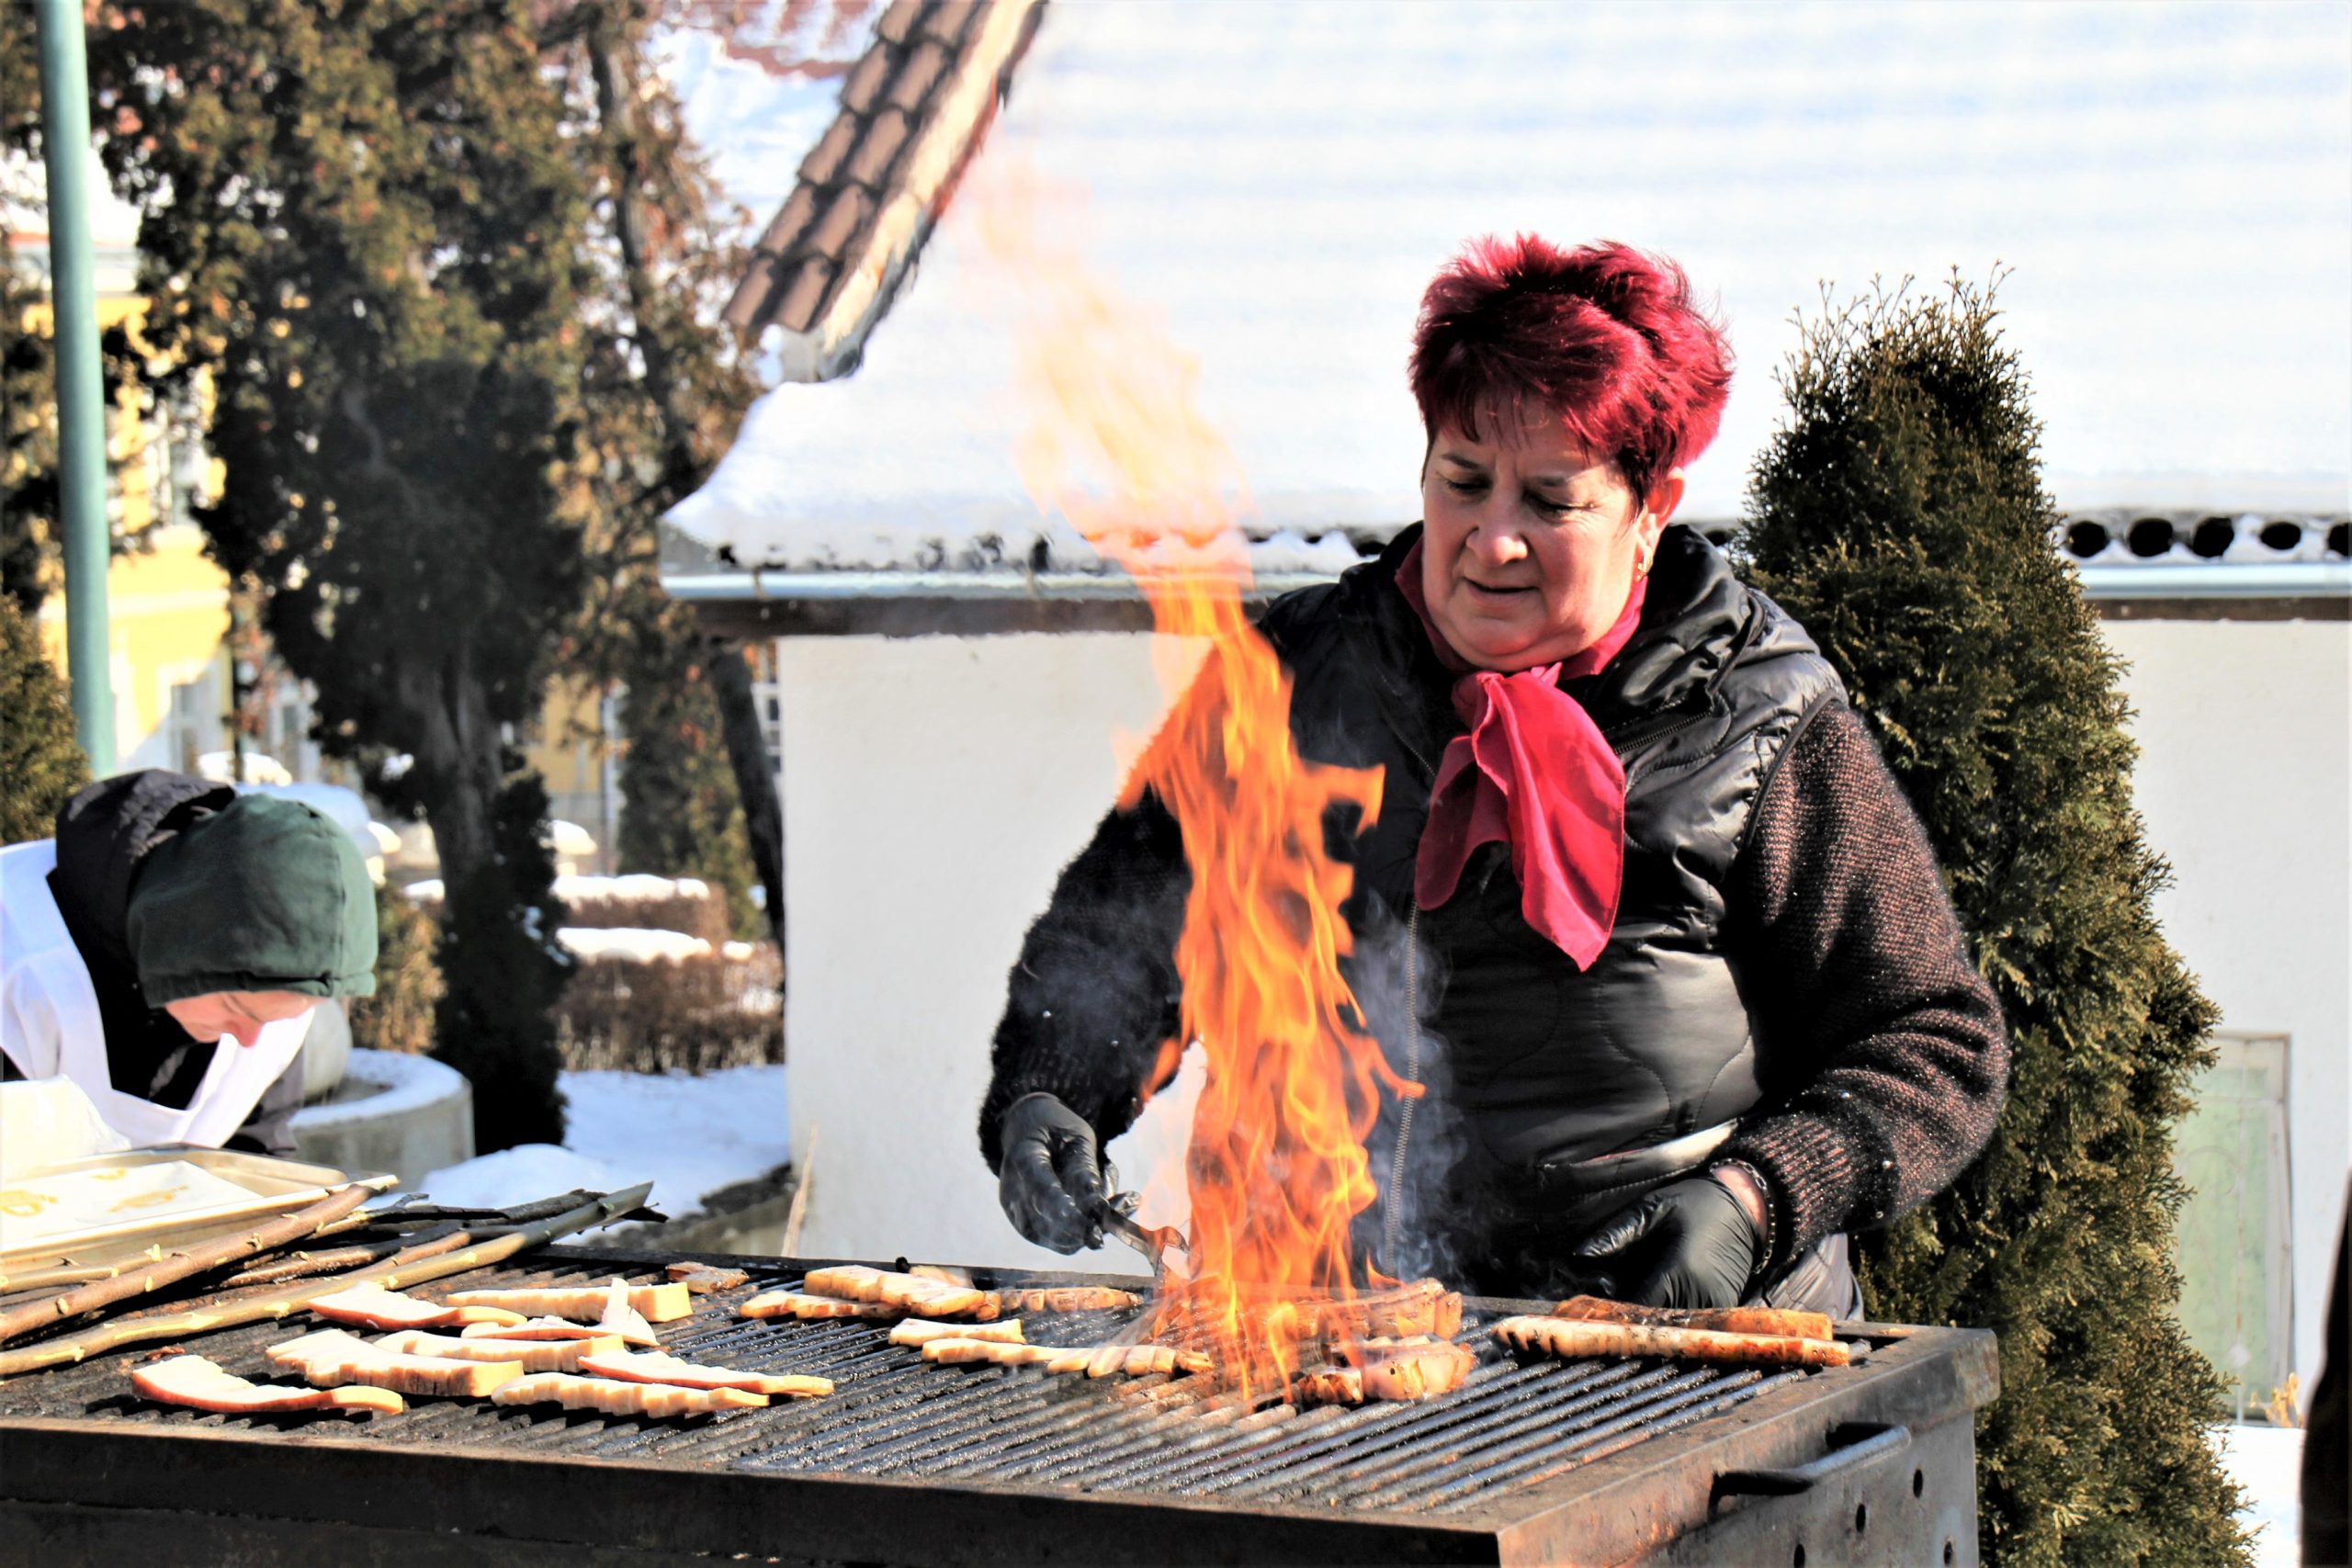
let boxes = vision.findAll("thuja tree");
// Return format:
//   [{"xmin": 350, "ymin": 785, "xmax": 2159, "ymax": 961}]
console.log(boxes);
[
  {"xmin": 1741, "ymin": 279, "xmax": 2245, "ymax": 1565},
  {"xmin": 0, "ymin": 593, "xmax": 87, "ymax": 842},
  {"xmin": 76, "ymin": 0, "xmax": 589, "ymax": 1147},
  {"xmin": 613, "ymin": 603, "xmax": 762, "ymax": 941}
]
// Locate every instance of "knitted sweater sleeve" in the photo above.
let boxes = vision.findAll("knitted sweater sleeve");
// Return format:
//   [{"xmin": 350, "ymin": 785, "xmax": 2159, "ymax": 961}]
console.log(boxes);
[
  {"xmin": 976, "ymin": 791, "xmax": 1191, "ymax": 1173},
  {"xmin": 1717, "ymin": 702, "xmax": 2010, "ymax": 1277}
]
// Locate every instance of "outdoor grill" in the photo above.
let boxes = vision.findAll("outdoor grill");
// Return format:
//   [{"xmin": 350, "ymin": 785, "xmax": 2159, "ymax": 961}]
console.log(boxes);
[{"xmin": 0, "ymin": 1244, "xmax": 1997, "ymax": 1565}]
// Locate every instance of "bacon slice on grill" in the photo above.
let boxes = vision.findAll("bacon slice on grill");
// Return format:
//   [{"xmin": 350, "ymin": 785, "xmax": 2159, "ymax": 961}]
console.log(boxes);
[
  {"xmin": 1295, "ymin": 1337, "xmax": 1477, "ymax": 1405},
  {"xmin": 889, "ymin": 1317, "xmax": 1026, "ymax": 1347},
  {"xmin": 132, "ymin": 1353, "xmax": 405, "ymax": 1416},
  {"xmin": 376, "ymin": 1329, "xmax": 621, "ymax": 1373},
  {"xmin": 1491, "ymin": 1314, "xmax": 1855, "ymax": 1369},
  {"xmin": 1032, "ymin": 1344, "xmax": 1212, "ymax": 1377},
  {"xmin": 739, "ymin": 1289, "xmax": 898, "ymax": 1321},
  {"xmin": 265, "ymin": 1328, "xmax": 526, "ymax": 1397},
  {"xmin": 991, "ymin": 1286, "xmax": 1145, "ymax": 1315},
  {"xmin": 305, "ymin": 1284, "xmax": 526, "ymax": 1332},
  {"xmin": 665, "ymin": 1263, "xmax": 751, "ymax": 1293},
  {"xmin": 800, "ymin": 1265, "xmax": 997, "ymax": 1319},
  {"xmin": 920, "ymin": 1337, "xmax": 1057, "ymax": 1367},
  {"xmin": 491, "ymin": 1372, "xmax": 766, "ymax": 1417},
  {"xmin": 577, "ymin": 1349, "xmax": 832, "ymax": 1397},
  {"xmin": 444, "ymin": 1280, "xmax": 691, "ymax": 1325},
  {"xmin": 1549, "ymin": 1294, "xmax": 1835, "ymax": 1342},
  {"xmin": 461, "ymin": 1315, "xmax": 625, "ymax": 1342}
]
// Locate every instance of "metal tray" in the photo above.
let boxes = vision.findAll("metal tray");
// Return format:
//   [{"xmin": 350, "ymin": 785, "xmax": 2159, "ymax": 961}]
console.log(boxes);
[{"xmin": 0, "ymin": 1146, "xmax": 395, "ymax": 1269}]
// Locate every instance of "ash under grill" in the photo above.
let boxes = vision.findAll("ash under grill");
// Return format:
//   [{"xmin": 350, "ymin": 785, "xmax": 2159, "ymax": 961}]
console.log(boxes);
[{"xmin": 0, "ymin": 1246, "xmax": 1998, "ymax": 1565}]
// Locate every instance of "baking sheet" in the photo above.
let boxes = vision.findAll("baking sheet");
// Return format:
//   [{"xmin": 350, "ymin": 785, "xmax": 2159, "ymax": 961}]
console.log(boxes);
[{"xmin": 0, "ymin": 1147, "xmax": 396, "ymax": 1268}]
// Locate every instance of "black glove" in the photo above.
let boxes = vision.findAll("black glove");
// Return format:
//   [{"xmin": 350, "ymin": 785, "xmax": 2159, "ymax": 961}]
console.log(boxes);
[
  {"xmin": 996, "ymin": 1092, "xmax": 1109, "ymax": 1253},
  {"xmin": 1571, "ymin": 1176, "xmax": 1762, "ymax": 1309}
]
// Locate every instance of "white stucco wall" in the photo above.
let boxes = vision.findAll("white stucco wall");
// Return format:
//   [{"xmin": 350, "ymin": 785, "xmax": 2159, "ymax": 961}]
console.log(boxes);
[
  {"xmin": 777, "ymin": 631, "xmax": 1199, "ymax": 1274},
  {"xmin": 2103, "ymin": 615, "xmax": 2352, "ymax": 1390}
]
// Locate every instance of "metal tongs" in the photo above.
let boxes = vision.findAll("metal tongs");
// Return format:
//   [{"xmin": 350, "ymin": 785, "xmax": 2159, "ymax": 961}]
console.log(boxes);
[{"xmin": 1092, "ymin": 1163, "xmax": 1190, "ymax": 1287}]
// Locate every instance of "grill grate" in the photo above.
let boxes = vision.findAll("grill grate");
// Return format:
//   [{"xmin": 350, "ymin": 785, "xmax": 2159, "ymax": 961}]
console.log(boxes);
[{"xmin": 0, "ymin": 1249, "xmax": 1800, "ymax": 1515}]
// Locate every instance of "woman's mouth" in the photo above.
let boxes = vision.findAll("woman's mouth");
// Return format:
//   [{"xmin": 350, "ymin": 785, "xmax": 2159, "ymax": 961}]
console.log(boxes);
[{"xmin": 1460, "ymin": 578, "xmax": 1535, "ymax": 603}]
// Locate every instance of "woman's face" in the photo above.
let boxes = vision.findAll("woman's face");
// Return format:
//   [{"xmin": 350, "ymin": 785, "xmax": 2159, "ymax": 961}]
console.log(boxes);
[
  {"xmin": 1419, "ymin": 419, "xmax": 1682, "ymax": 671},
  {"xmin": 163, "ymin": 990, "xmax": 316, "ymax": 1048}
]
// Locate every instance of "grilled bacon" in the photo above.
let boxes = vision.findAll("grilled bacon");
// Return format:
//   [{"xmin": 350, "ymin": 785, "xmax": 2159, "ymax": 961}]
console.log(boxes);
[
  {"xmin": 577, "ymin": 1348, "xmax": 831, "ymax": 1398},
  {"xmin": 665, "ymin": 1263, "xmax": 751, "ymax": 1293},
  {"xmin": 265, "ymin": 1328, "xmax": 525, "ymax": 1397},
  {"xmin": 376, "ymin": 1329, "xmax": 621, "ymax": 1373},
  {"xmin": 132, "ymin": 1353, "xmax": 404, "ymax": 1416},
  {"xmin": 462, "ymin": 1315, "xmax": 621, "ymax": 1342},
  {"xmin": 919, "ymin": 1337, "xmax": 1057, "ymax": 1367},
  {"xmin": 1295, "ymin": 1337, "xmax": 1476, "ymax": 1405},
  {"xmin": 306, "ymin": 1284, "xmax": 526, "ymax": 1333},
  {"xmin": 1550, "ymin": 1295, "xmax": 1835, "ymax": 1343},
  {"xmin": 991, "ymin": 1286, "xmax": 1143, "ymax": 1314},
  {"xmin": 444, "ymin": 1280, "xmax": 690, "ymax": 1325},
  {"xmin": 739, "ymin": 1289, "xmax": 897, "ymax": 1321},
  {"xmin": 1490, "ymin": 1314, "xmax": 1855, "ymax": 1369},
  {"xmin": 800, "ymin": 1265, "xmax": 997, "ymax": 1319},
  {"xmin": 889, "ymin": 1317, "xmax": 1026, "ymax": 1347},
  {"xmin": 1035, "ymin": 1344, "xmax": 1212, "ymax": 1378},
  {"xmin": 491, "ymin": 1372, "xmax": 765, "ymax": 1417}
]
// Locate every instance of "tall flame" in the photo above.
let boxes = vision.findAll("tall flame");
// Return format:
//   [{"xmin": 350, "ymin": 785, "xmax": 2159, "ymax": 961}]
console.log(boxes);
[{"xmin": 978, "ymin": 171, "xmax": 1419, "ymax": 1398}]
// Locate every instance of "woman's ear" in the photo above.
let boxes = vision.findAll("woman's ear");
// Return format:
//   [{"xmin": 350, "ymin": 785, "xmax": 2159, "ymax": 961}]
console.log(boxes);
[{"xmin": 1644, "ymin": 468, "xmax": 1687, "ymax": 533}]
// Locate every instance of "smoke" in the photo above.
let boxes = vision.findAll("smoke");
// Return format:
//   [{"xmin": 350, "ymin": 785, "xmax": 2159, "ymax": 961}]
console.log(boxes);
[{"xmin": 1344, "ymin": 903, "xmax": 1467, "ymax": 1286}]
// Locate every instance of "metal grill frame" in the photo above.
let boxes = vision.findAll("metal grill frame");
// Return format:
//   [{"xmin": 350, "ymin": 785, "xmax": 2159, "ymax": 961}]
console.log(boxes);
[{"xmin": 0, "ymin": 1245, "xmax": 1998, "ymax": 1565}]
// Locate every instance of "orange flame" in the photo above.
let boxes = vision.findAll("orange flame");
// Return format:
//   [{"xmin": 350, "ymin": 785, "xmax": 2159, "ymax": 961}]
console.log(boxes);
[{"xmin": 978, "ymin": 169, "xmax": 1419, "ymax": 1398}]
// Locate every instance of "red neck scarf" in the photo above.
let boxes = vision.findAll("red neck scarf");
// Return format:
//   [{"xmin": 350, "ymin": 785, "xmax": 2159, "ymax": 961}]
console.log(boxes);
[{"xmin": 1396, "ymin": 538, "xmax": 1645, "ymax": 968}]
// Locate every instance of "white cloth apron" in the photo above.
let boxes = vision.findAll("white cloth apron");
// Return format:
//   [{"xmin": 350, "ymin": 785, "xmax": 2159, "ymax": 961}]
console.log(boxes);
[{"xmin": 0, "ymin": 840, "xmax": 310, "ymax": 1148}]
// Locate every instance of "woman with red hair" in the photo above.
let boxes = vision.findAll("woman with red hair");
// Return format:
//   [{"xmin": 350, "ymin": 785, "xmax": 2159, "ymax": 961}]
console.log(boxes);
[{"xmin": 979, "ymin": 237, "xmax": 2008, "ymax": 1314}]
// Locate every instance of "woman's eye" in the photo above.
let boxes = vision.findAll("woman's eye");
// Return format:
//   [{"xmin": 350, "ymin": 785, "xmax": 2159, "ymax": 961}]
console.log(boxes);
[
  {"xmin": 1442, "ymin": 478, "xmax": 1487, "ymax": 498},
  {"xmin": 1527, "ymin": 492, "xmax": 1577, "ymax": 517}
]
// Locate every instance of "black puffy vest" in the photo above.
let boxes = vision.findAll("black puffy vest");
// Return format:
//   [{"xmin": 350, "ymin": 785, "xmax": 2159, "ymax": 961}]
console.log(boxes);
[{"xmin": 1261, "ymin": 525, "xmax": 1843, "ymax": 1230}]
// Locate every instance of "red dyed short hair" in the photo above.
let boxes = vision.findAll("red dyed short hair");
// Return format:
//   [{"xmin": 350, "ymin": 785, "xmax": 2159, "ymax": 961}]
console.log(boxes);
[{"xmin": 1408, "ymin": 235, "xmax": 1733, "ymax": 501}]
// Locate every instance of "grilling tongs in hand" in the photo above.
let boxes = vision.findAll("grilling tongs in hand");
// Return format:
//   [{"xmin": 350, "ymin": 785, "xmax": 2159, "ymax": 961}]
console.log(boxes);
[{"xmin": 1091, "ymin": 1165, "xmax": 1189, "ymax": 1287}]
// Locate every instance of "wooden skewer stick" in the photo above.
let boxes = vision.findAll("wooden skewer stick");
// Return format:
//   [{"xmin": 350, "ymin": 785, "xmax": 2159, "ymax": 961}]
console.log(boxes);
[
  {"xmin": 218, "ymin": 1224, "xmax": 470, "ymax": 1289},
  {"xmin": 0, "ymin": 1184, "xmax": 375, "ymax": 1348},
  {"xmin": 0, "ymin": 1183, "xmax": 653, "ymax": 1378}
]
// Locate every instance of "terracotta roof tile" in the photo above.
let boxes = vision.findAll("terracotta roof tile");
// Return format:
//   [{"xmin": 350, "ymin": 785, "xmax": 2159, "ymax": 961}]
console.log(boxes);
[
  {"xmin": 797, "ymin": 116, "xmax": 860, "ymax": 187},
  {"xmin": 920, "ymin": 0, "xmax": 979, "ymax": 44},
  {"xmin": 751, "ymin": 185, "xmax": 820, "ymax": 258},
  {"xmin": 845, "ymin": 108, "xmax": 913, "ymax": 189},
  {"xmin": 727, "ymin": 1, "xmax": 1046, "ymax": 375},
  {"xmin": 774, "ymin": 257, "xmax": 839, "ymax": 334},
  {"xmin": 873, "ymin": 0, "xmax": 925, "ymax": 46},
  {"xmin": 838, "ymin": 43, "xmax": 897, "ymax": 117},
  {"xmin": 887, "ymin": 39, "xmax": 952, "ymax": 114}
]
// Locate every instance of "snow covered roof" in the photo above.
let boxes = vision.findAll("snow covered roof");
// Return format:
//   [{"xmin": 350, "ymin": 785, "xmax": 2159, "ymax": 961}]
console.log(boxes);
[{"xmin": 665, "ymin": 0, "xmax": 2352, "ymax": 607}]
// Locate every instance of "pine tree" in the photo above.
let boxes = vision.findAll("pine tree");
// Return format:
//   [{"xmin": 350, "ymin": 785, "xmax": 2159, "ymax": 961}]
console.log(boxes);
[
  {"xmin": 614, "ymin": 603, "xmax": 761, "ymax": 941},
  {"xmin": 1741, "ymin": 278, "xmax": 2247, "ymax": 1565},
  {"xmin": 0, "ymin": 593, "xmax": 88, "ymax": 843}
]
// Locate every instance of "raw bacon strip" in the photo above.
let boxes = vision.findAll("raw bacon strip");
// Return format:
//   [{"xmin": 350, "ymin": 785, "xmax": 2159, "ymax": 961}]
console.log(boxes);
[
  {"xmin": 444, "ymin": 1280, "xmax": 691, "ymax": 1324},
  {"xmin": 1550, "ymin": 1295, "xmax": 1835, "ymax": 1343},
  {"xmin": 491, "ymin": 1372, "xmax": 765, "ymax": 1417},
  {"xmin": 306, "ymin": 1285, "xmax": 526, "ymax": 1332},
  {"xmin": 1036, "ymin": 1344, "xmax": 1210, "ymax": 1378},
  {"xmin": 594, "ymin": 1278, "xmax": 662, "ymax": 1347},
  {"xmin": 377, "ymin": 1329, "xmax": 621, "ymax": 1373},
  {"xmin": 739, "ymin": 1290, "xmax": 897, "ymax": 1321},
  {"xmin": 800, "ymin": 1266, "xmax": 996, "ymax": 1319},
  {"xmin": 1491, "ymin": 1314, "xmax": 1855, "ymax": 1370},
  {"xmin": 462, "ymin": 1315, "xmax": 617, "ymax": 1342},
  {"xmin": 920, "ymin": 1338, "xmax": 1057, "ymax": 1367},
  {"xmin": 991, "ymin": 1287, "xmax": 1143, "ymax": 1314},
  {"xmin": 265, "ymin": 1328, "xmax": 526, "ymax": 1397},
  {"xmin": 578, "ymin": 1348, "xmax": 831, "ymax": 1398},
  {"xmin": 889, "ymin": 1318, "xmax": 1025, "ymax": 1348},
  {"xmin": 132, "ymin": 1353, "xmax": 404, "ymax": 1416}
]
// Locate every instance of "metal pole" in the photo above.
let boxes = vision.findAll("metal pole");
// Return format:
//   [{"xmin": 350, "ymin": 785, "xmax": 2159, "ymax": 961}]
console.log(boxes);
[{"xmin": 37, "ymin": 0, "xmax": 115, "ymax": 775}]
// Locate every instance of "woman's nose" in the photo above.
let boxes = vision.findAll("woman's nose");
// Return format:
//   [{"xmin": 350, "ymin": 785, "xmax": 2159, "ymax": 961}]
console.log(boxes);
[
  {"xmin": 1468, "ymin": 510, "xmax": 1528, "ymax": 564},
  {"xmin": 228, "ymin": 1019, "xmax": 265, "ymax": 1047}
]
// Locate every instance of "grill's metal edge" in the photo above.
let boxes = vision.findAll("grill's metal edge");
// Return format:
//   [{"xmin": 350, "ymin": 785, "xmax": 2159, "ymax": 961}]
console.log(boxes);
[{"xmin": 0, "ymin": 1415, "xmax": 1499, "ymax": 1565}]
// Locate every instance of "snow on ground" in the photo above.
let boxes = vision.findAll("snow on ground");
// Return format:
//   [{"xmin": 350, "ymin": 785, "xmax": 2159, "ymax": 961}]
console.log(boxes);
[
  {"xmin": 415, "ymin": 1065, "xmax": 790, "ymax": 1218},
  {"xmin": 2218, "ymin": 1423, "xmax": 2304, "ymax": 1567}
]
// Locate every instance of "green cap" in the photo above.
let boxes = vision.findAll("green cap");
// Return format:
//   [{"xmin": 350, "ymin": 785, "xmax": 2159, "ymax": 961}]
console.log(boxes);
[{"xmin": 126, "ymin": 794, "xmax": 379, "ymax": 1005}]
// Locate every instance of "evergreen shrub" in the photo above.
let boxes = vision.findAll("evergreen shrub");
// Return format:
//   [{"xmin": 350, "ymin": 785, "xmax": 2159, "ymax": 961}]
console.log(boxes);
[
  {"xmin": 0, "ymin": 596, "xmax": 87, "ymax": 842},
  {"xmin": 615, "ymin": 610, "xmax": 762, "ymax": 941},
  {"xmin": 1741, "ymin": 277, "xmax": 2247, "ymax": 1565},
  {"xmin": 349, "ymin": 879, "xmax": 443, "ymax": 1057}
]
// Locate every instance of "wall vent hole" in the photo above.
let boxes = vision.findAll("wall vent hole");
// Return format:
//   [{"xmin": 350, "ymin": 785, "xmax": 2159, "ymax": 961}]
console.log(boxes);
[
  {"xmin": 1792, "ymin": 1546, "xmax": 1807, "ymax": 1567},
  {"xmin": 2188, "ymin": 517, "xmax": 2237, "ymax": 558},
  {"xmin": 1855, "ymin": 1503, "xmax": 1869, "ymax": 1533},
  {"xmin": 2259, "ymin": 520, "xmax": 2305, "ymax": 552},
  {"xmin": 2127, "ymin": 517, "xmax": 2176, "ymax": 557},
  {"xmin": 1913, "ymin": 1466, "xmax": 1926, "ymax": 1497},
  {"xmin": 1945, "ymin": 1540, "xmax": 1958, "ymax": 1564},
  {"xmin": 2064, "ymin": 521, "xmax": 2112, "ymax": 558}
]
